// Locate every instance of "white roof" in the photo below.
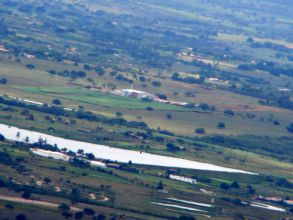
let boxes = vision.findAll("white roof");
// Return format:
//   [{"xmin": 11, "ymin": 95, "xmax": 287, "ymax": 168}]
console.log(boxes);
[{"xmin": 121, "ymin": 89, "xmax": 147, "ymax": 94}]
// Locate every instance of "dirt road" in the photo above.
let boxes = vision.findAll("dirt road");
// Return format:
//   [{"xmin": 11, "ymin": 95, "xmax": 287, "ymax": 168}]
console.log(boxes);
[{"xmin": 0, "ymin": 195, "xmax": 81, "ymax": 211}]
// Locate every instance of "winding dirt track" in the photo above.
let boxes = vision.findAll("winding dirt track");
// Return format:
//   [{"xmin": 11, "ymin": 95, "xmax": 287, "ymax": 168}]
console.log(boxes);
[{"xmin": 0, "ymin": 195, "xmax": 81, "ymax": 211}]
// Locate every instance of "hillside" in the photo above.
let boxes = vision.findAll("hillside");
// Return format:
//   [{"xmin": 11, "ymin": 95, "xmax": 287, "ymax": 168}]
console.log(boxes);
[{"xmin": 0, "ymin": 0, "xmax": 292, "ymax": 219}]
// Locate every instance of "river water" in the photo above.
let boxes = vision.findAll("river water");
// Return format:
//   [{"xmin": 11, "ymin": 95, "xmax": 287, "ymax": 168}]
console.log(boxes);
[{"xmin": 0, "ymin": 123, "xmax": 256, "ymax": 174}]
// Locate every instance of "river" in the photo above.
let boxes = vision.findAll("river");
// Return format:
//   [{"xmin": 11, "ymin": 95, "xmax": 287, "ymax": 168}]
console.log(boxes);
[{"xmin": 0, "ymin": 123, "xmax": 256, "ymax": 174}]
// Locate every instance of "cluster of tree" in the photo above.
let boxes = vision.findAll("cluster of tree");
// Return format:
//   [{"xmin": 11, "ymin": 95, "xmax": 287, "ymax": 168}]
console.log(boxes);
[
  {"xmin": 171, "ymin": 72, "xmax": 203, "ymax": 84},
  {"xmin": 248, "ymin": 39, "xmax": 293, "ymax": 53},
  {"xmin": 0, "ymin": 151, "xmax": 19, "ymax": 166},
  {"xmin": 198, "ymin": 103, "xmax": 216, "ymax": 111},
  {"xmin": 220, "ymin": 181, "xmax": 240, "ymax": 190},
  {"xmin": 0, "ymin": 97, "xmax": 67, "ymax": 116},
  {"xmin": 58, "ymin": 203, "xmax": 109, "ymax": 219},
  {"xmin": 199, "ymin": 135, "xmax": 293, "ymax": 162},
  {"xmin": 69, "ymin": 157, "xmax": 90, "ymax": 168},
  {"xmin": 238, "ymin": 61, "xmax": 293, "ymax": 78},
  {"xmin": 0, "ymin": 96, "xmax": 149, "ymax": 130},
  {"xmin": 48, "ymin": 69, "xmax": 86, "ymax": 79},
  {"xmin": 115, "ymin": 74, "xmax": 133, "ymax": 84}
]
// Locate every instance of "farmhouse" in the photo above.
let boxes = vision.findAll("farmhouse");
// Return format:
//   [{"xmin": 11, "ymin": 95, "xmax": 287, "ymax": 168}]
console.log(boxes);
[
  {"xmin": 205, "ymin": 78, "xmax": 230, "ymax": 87},
  {"xmin": 0, "ymin": 44, "xmax": 8, "ymax": 52},
  {"xmin": 119, "ymin": 89, "xmax": 157, "ymax": 99},
  {"xmin": 284, "ymin": 200, "xmax": 293, "ymax": 206}
]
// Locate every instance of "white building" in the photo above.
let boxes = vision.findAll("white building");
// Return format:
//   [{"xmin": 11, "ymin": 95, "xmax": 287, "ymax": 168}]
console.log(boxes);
[{"xmin": 120, "ymin": 89, "xmax": 156, "ymax": 99}]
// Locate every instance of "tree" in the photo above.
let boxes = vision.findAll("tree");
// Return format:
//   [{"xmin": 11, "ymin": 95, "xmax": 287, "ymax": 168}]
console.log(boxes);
[
  {"xmin": 146, "ymin": 106, "xmax": 153, "ymax": 111},
  {"xmin": 62, "ymin": 212, "xmax": 73, "ymax": 218},
  {"xmin": 166, "ymin": 113, "xmax": 172, "ymax": 120},
  {"xmin": 52, "ymin": 99, "xmax": 62, "ymax": 105},
  {"xmin": 116, "ymin": 112, "xmax": 123, "ymax": 117},
  {"xmin": 247, "ymin": 185, "xmax": 256, "ymax": 195},
  {"xmin": 83, "ymin": 208, "xmax": 95, "ymax": 216},
  {"xmin": 287, "ymin": 123, "xmax": 293, "ymax": 133},
  {"xmin": 95, "ymin": 66, "xmax": 105, "ymax": 76},
  {"xmin": 217, "ymin": 122, "xmax": 226, "ymax": 129},
  {"xmin": 139, "ymin": 76, "xmax": 146, "ymax": 82},
  {"xmin": 156, "ymin": 93, "xmax": 167, "ymax": 100},
  {"xmin": 83, "ymin": 64, "xmax": 92, "ymax": 70},
  {"xmin": 231, "ymin": 181, "xmax": 240, "ymax": 189},
  {"xmin": 152, "ymin": 80, "xmax": 161, "ymax": 87},
  {"xmin": 0, "ymin": 133, "xmax": 5, "ymax": 141},
  {"xmin": 86, "ymin": 153, "xmax": 95, "ymax": 160},
  {"xmin": 199, "ymin": 103, "xmax": 209, "ymax": 111},
  {"xmin": 179, "ymin": 215, "xmax": 196, "ymax": 220},
  {"xmin": 166, "ymin": 143, "xmax": 180, "ymax": 152},
  {"xmin": 58, "ymin": 203, "xmax": 70, "ymax": 211},
  {"xmin": 74, "ymin": 211, "xmax": 84, "ymax": 219},
  {"xmin": 0, "ymin": 78, "xmax": 7, "ymax": 84},
  {"xmin": 16, "ymin": 214, "xmax": 27, "ymax": 220},
  {"xmin": 224, "ymin": 109, "xmax": 235, "ymax": 116},
  {"xmin": 21, "ymin": 191, "xmax": 31, "ymax": 199},
  {"xmin": 97, "ymin": 214, "xmax": 106, "ymax": 220},
  {"xmin": 26, "ymin": 64, "xmax": 35, "ymax": 69},
  {"xmin": 246, "ymin": 37, "xmax": 254, "ymax": 43},
  {"xmin": 77, "ymin": 149, "xmax": 84, "ymax": 155},
  {"xmin": 195, "ymin": 128, "xmax": 206, "ymax": 134},
  {"xmin": 156, "ymin": 181, "xmax": 164, "ymax": 190},
  {"xmin": 44, "ymin": 177, "xmax": 51, "ymax": 184},
  {"xmin": 5, "ymin": 204, "xmax": 14, "ymax": 209},
  {"xmin": 220, "ymin": 182, "xmax": 230, "ymax": 190}
]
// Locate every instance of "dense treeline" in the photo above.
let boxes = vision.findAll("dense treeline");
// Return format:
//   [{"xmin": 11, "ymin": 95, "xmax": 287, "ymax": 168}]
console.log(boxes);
[
  {"xmin": 0, "ymin": 97, "xmax": 148, "ymax": 129},
  {"xmin": 199, "ymin": 135, "xmax": 293, "ymax": 162}
]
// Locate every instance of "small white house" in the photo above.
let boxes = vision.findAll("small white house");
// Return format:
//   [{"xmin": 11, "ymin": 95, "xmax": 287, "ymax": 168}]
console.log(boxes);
[
  {"xmin": 120, "ymin": 89, "xmax": 156, "ymax": 99},
  {"xmin": 169, "ymin": 174, "xmax": 197, "ymax": 184}
]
